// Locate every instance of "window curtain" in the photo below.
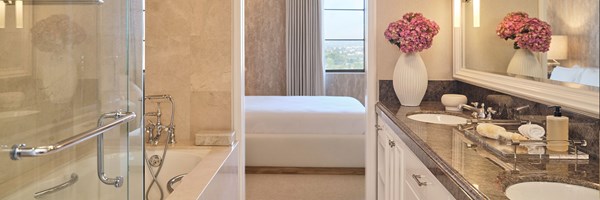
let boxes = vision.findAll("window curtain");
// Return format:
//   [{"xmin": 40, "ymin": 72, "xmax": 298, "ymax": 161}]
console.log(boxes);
[{"xmin": 286, "ymin": 0, "xmax": 325, "ymax": 96}]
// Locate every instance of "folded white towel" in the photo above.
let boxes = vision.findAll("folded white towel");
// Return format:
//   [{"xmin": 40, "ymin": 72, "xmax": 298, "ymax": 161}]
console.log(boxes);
[{"xmin": 518, "ymin": 123, "xmax": 545, "ymax": 140}]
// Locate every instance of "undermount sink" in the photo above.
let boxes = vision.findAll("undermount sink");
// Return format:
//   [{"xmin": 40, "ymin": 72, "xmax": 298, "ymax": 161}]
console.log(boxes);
[
  {"xmin": 505, "ymin": 182, "xmax": 600, "ymax": 200},
  {"xmin": 407, "ymin": 113, "xmax": 468, "ymax": 125}
]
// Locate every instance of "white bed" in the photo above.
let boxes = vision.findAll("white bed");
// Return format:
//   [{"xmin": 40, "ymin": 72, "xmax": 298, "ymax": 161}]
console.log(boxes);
[{"xmin": 245, "ymin": 96, "xmax": 366, "ymax": 168}]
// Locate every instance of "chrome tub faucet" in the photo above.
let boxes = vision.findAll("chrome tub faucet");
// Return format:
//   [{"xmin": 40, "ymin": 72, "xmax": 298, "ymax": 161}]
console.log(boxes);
[{"xmin": 145, "ymin": 95, "xmax": 176, "ymax": 145}]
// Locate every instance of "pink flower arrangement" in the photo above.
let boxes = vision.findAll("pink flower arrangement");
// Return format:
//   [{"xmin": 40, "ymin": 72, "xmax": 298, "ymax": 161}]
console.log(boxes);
[
  {"xmin": 384, "ymin": 13, "xmax": 440, "ymax": 53},
  {"xmin": 496, "ymin": 12, "xmax": 552, "ymax": 52}
]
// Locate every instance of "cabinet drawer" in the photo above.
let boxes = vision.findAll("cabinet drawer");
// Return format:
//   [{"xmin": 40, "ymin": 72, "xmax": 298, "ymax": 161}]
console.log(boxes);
[{"xmin": 401, "ymin": 142, "xmax": 455, "ymax": 200}]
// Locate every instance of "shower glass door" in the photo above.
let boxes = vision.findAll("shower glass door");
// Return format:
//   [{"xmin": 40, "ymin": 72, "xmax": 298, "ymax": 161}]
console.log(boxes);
[{"xmin": 0, "ymin": 0, "xmax": 144, "ymax": 199}]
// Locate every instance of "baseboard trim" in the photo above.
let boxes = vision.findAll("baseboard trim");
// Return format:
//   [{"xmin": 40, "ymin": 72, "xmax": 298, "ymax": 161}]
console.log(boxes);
[{"xmin": 246, "ymin": 166, "xmax": 365, "ymax": 175}]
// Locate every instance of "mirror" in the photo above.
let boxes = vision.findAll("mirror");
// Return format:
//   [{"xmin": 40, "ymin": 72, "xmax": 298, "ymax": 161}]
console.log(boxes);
[
  {"xmin": 0, "ymin": 6, "xmax": 32, "ymax": 79},
  {"xmin": 453, "ymin": 0, "xmax": 599, "ymax": 117},
  {"xmin": 462, "ymin": 0, "xmax": 599, "ymax": 89}
]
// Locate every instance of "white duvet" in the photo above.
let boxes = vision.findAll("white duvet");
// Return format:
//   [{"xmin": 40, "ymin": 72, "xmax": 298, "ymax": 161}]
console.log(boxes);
[{"xmin": 245, "ymin": 96, "xmax": 366, "ymax": 135}]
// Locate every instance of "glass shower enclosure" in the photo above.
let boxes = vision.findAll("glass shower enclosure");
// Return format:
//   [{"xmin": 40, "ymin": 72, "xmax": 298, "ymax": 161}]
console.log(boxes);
[{"xmin": 0, "ymin": 0, "xmax": 144, "ymax": 199}]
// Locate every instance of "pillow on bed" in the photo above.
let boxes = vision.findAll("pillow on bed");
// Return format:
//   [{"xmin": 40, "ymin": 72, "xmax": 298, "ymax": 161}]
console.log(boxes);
[
  {"xmin": 550, "ymin": 66, "xmax": 583, "ymax": 83},
  {"xmin": 578, "ymin": 67, "xmax": 599, "ymax": 87}
]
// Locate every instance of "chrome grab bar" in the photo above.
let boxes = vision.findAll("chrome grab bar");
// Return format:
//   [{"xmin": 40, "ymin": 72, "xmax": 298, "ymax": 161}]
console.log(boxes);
[
  {"xmin": 96, "ymin": 111, "xmax": 130, "ymax": 187},
  {"xmin": 10, "ymin": 111, "xmax": 136, "ymax": 160},
  {"xmin": 34, "ymin": 173, "xmax": 78, "ymax": 199}
]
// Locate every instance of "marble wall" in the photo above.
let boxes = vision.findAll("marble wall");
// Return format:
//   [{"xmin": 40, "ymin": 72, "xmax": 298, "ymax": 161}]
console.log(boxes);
[
  {"xmin": 146, "ymin": 0, "xmax": 232, "ymax": 141},
  {"xmin": 245, "ymin": 0, "xmax": 286, "ymax": 96},
  {"xmin": 326, "ymin": 73, "xmax": 366, "ymax": 104},
  {"xmin": 376, "ymin": 0, "xmax": 454, "ymax": 81}
]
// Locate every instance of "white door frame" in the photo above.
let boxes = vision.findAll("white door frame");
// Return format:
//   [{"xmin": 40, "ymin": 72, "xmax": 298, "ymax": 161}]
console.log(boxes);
[
  {"xmin": 365, "ymin": 0, "xmax": 378, "ymax": 199},
  {"xmin": 232, "ymin": 0, "xmax": 245, "ymax": 199},
  {"xmin": 231, "ymin": 0, "xmax": 378, "ymax": 199}
]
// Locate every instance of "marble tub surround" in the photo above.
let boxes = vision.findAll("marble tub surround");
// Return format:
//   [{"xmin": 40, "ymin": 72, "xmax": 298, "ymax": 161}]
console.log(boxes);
[
  {"xmin": 376, "ymin": 101, "xmax": 599, "ymax": 199},
  {"xmin": 195, "ymin": 130, "xmax": 235, "ymax": 146},
  {"xmin": 379, "ymin": 80, "xmax": 600, "ymax": 159},
  {"xmin": 155, "ymin": 143, "xmax": 240, "ymax": 200}
]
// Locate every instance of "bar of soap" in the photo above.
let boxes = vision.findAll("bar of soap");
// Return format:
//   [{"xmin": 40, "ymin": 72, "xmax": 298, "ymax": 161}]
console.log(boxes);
[{"xmin": 195, "ymin": 131, "xmax": 235, "ymax": 146}]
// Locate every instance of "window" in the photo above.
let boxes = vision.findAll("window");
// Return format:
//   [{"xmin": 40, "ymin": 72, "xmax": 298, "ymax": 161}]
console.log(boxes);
[{"xmin": 323, "ymin": 0, "xmax": 365, "ymax": 72}]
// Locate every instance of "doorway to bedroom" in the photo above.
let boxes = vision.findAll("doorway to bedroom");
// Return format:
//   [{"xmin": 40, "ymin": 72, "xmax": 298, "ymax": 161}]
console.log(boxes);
[{"xmin": 243, "ymin": 0, "xmax": 367, "ymax": 199}]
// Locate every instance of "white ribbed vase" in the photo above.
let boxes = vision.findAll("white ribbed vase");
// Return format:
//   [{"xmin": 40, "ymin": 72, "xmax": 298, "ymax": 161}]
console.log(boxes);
[
  {"xmin": 392, "ymin": 53, "xmax": 428, "ymax": 106},
  {"xmin": 506, "ymin": 49, "xmax": 544, "ymax": 79}
]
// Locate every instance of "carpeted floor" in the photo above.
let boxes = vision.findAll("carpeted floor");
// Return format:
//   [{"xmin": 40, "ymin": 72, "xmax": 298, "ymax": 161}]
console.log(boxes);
[{"xmin": 246, "ymin": 174, "xmax": 365, "ymax": 200}]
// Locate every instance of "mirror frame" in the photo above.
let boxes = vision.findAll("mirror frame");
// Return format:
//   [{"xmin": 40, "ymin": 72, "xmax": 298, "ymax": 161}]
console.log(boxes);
[{"xmin": 452, "ymin": 0, "xmax": 599, "ymax": 118}]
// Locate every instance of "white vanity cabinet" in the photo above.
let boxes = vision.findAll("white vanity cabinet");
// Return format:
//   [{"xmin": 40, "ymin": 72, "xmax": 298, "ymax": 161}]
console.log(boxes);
[{"xmin": 377, "ymin": 116, "xmax": 455, "ymax": 200}]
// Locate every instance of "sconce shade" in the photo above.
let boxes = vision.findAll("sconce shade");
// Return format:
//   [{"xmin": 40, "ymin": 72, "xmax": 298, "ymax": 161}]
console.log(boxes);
[
  {"xmin": 0, "ymin": 2, "xmax": 5, "ymax": 28},
  {"xmin": 548, "ymin": 35, "xmax": 568, "ymax": 60}
]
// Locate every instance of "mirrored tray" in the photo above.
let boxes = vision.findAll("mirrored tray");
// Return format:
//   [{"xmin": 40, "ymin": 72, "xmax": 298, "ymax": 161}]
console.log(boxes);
[{"xmin": 460, "ymin": 129, "xmax": 589, "ymax": 161}]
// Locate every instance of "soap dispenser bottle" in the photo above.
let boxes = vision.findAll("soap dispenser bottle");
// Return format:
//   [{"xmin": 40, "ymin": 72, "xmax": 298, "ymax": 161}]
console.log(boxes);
[{"xmin": 546, "ymin": 106, "xmax": 569, "ymax": 152}]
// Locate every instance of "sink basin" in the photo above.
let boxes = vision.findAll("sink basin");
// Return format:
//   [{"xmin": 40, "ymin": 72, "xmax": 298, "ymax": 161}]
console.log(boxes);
[
  {"xmin": 505, "ymin": 182, "xmax": 599, "ymax": 200},
  {"xmin": 407, "ymin": 113, "xmax": 468, "ymax": 125}
]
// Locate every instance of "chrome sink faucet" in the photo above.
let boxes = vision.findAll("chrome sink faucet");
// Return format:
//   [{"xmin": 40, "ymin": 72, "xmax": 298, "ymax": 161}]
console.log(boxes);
[{"xmin": 459, "ymin": 102, "xmax": 488, "ymax": 119}]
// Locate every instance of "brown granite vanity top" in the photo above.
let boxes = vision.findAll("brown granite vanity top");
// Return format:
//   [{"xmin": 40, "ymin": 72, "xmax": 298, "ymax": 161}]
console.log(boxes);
[{"xmin": 377, "ymin": 101, "xmax": 599, "ymax": 200}]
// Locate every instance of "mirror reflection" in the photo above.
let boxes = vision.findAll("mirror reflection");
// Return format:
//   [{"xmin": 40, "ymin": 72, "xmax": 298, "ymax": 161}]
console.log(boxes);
[{"xmin": 463, "ymin": 0, "xmax": 599, "ymax": 89}]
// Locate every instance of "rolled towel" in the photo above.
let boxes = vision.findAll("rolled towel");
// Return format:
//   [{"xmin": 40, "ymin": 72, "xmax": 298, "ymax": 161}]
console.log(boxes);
[
  {"xmin": 499, "ymin": 131, "xmax": 529, "ymax": 141},
  {"xmin": 518, "ymin": 123, "xmax": 545, "ymax": 140},
  {"xmin": 476, "ymin": 123, "xmax": 506, "ymax": 140},
  {"xmin": 477, "ymin": 123, "xmax": 528, "ymax": 140}
]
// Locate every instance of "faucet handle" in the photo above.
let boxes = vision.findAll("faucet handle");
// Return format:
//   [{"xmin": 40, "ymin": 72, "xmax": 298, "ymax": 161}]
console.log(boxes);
[
  {"xmin": 486, "ymin": 107, "xmax": 497, "ymax": 120},
  {"xmin": 471, "ymin": 102, "xmax": 479, "ymax": 107}
]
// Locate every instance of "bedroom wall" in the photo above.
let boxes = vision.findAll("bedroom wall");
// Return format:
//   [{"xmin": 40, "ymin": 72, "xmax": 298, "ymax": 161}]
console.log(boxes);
[
  {"xmin": 146, "ymin": 0, "xmax": 232, "ymax": 141},
  {"xmin": 245, "ymin": 0, "xmax": 287, "ymax": 96},
  {"xmin": 376, "ymin": 0, "xmax": 453, "ymax": 81},
  {"xmin": 547, "ymin": 0, "xmax": 599, "ymax": 68},
  {"xmin": 245, "ymin": 0, "xmax": 366, "ymax": 104}
]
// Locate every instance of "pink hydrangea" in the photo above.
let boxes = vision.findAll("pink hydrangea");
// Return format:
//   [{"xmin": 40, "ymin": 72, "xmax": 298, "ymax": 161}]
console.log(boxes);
[
  {"xmin": 496, "ymin": 12, "xmax": 529, "ymax": 40},
  {"xmin": 384, "ymin": 13, "xmax": 440, "ymax": 53},
  {"xmin": 496, "ymin": 12, "xmax": 552, "ymax": 52},
  {"xmin": 515, "ymin": 18, "xmax": 552, "ymax": 52}
]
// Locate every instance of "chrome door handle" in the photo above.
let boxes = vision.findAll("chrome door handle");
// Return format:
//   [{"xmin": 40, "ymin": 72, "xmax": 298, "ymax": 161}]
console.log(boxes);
[
  {"xmin": 412, "ymin": 174, "xmax": 428, "ymax": 186},
  {"xmin": 96, "ymin": 111, "xmax": 131, "ymax": 188},
  {"xmin": 10, "ymin": 111, "xmax": 136, "ymax": 160}
]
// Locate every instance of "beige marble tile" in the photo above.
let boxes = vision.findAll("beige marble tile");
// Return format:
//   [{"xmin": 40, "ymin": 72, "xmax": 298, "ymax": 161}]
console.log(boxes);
[
  {"xmin": 190, "ymin": 0, "xmax": 232, "ymax": 37},
  {"xmin": 190, "ymin": 91, "xmax": 232, "ymax": 134},
  {"xmin": 146, "ymin": 0, "xmax": 233, "ymax": 143}
]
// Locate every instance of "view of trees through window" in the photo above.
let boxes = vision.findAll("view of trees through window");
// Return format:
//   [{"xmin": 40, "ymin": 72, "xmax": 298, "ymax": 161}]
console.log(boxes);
[{"xmin": 323, "ymin": 0, "xmax": 365, "ymax": 72}]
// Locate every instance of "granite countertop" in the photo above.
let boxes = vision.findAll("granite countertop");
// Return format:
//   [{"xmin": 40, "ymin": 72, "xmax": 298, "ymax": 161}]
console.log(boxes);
[{"xmin": 377, "ymin": 101, "xmax": 599, "ymax": 200}]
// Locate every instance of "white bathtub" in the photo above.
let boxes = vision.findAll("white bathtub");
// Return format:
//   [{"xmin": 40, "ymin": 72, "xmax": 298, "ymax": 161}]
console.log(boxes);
[
  {"xmin": 4, "ymin": 144, "xmax": 237, "ymax": 200},
  {"xmin": 145, "ymin": 146, "xmax": 212, "ymax": 199}
]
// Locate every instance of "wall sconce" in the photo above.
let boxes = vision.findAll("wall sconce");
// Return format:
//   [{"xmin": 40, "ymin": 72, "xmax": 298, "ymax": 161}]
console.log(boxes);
[
  {"xmin": 454, "ymin": 0, "xmax": 480, "ymax": 28},
  {"xmin": 453, "ymin": 0, "xmax": 461, "ymax": 28},
  {"xmin": 472, "ymin": 0, "xmax": 480, "ymax": 27},
  {"xmin": 547, "ymin": 35, "xmax": 568, "ymax": 66},
  {"xmin": 0, "ymin": 1, "xmax": 5, "ymax": 28},
  {"xmin": 15, "ymin": 0, "xmax": 22, "ymax": 28},
  {"xmin": 0, "ymin": 0, "xmax": 22, "ymax": 29}
]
